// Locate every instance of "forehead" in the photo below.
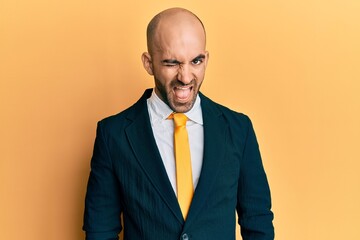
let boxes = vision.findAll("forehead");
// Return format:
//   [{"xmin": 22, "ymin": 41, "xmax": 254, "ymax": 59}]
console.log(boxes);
[
  {"xmin": 152, "ymin": 18, "xmax": 206, "ymax": 60},
  {"xmin": 155, "ymin": 38, "xmax": 205, "ymax": 61}
]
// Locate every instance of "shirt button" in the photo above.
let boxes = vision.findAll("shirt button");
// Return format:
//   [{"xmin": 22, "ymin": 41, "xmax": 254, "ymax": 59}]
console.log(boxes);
[{"xmin": 181, "ymin": 233, "xmax": 189, "ymax": 240}]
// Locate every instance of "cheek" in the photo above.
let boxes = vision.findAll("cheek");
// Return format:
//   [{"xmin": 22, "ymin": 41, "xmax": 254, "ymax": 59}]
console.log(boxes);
[{"xmin": 194, "ymin": 68, "xmax": 206, "ymax": 81}]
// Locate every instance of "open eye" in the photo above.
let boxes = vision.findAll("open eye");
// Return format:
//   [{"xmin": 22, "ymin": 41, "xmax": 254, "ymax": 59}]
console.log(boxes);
[
  {"xmin": 191, "ymin": 55, "xmax": 205, "ymax": 65},
  {"xmin": 192, "ymin": 59, "xmax": 203, "ymax": 65}
]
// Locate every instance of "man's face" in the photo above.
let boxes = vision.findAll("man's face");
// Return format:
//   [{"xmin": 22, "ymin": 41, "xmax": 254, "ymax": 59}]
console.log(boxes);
[{"xmin": 142, "ymin": 18, "xmax": 209, "ymax": 113}]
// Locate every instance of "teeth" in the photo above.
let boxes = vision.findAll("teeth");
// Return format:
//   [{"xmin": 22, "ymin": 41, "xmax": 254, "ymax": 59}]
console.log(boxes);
[{"xmin": 176, "ymin": 86, "xmax": 191, "ymax": 90}]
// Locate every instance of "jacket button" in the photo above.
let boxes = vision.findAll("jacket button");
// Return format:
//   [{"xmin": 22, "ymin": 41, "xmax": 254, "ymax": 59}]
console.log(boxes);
[{"xmin": 181, "ymin": 233, "xmax": 189, "ymax": 240}]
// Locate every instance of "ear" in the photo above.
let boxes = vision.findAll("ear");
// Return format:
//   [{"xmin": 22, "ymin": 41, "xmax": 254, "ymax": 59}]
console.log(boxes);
[
  {"xmin": 141, "ymin": 52, "xmax": 154, "ymax": 76},
  {"xmin": 204, "ymin": 51, "xmax": 210, "ymax": 69}
]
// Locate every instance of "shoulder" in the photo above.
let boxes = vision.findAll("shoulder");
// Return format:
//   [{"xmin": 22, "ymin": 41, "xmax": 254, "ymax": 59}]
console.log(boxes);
[
  {"xmin": 200, "ymin": 92, "xmax": 252, "ymax": 128},
  {"xmin": 200, "ymin": 93, "xmax": 259, "ymax": 153},
  {"xmin": 92, "ymin": 107, "xmax": 133, "ymax": 143},
  {"xmin": 97, "ymin": 89, "xmax": 151, "ymax": 131},
  {"xmin": 100, "ymin": 103, "xmax": 135, "ymax": 124}
]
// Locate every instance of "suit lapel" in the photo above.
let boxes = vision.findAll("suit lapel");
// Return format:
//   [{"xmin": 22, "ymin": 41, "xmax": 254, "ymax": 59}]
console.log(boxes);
[
  {"xmin": 124, "ymin": 89, "xmax": 183, "ymax": 224},
  {"xmin": 184, "ymin": 93, "xmax": 229, "ymax": 227},
  {"xmin": 123, "ymin": 90, "xmax": 229, "ymax": 227}
]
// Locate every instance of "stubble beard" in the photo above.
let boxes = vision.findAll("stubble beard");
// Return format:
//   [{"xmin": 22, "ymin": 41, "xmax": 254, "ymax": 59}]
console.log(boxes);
[{"xmin": 156, "ymin": 79, "xmax": 201, "ymax": 113}]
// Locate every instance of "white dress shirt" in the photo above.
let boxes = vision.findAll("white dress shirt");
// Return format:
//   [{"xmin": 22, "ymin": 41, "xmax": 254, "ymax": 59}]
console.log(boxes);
[{"xmin": 147, "ymin": 90, "xmax": 204, "ymax": 196}]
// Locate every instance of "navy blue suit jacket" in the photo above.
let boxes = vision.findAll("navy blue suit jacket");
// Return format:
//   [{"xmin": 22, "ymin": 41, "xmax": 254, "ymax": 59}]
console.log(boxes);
[{"xmin": 83, "ymin": 89, "xmax": 274, "ymax": 239}]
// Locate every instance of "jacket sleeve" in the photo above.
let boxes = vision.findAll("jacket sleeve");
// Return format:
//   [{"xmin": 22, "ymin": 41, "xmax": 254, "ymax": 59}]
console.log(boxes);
[
  {"xmin": 236, "ymin": 116, "xmax": 274, "ymax": 239},
  {"xmin": 83, "ymin": 121, "xmax": 122, "ymax": 240}
]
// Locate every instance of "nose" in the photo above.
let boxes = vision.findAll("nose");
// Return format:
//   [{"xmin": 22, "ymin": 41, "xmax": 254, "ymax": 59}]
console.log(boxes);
[{"xmin": 177, "ymin": 65, "xmax": 193, "ymax": 85}]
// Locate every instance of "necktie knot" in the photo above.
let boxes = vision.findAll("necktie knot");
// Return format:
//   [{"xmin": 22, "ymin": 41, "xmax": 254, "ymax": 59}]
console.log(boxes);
[{"xmin": 172, "ymin": 113, "xmax": 188, "ymax": 128}]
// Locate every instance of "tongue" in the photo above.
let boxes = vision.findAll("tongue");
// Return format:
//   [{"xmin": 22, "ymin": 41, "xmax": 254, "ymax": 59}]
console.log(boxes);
[{"xmin": 174, "ymin": 88, "xmax": 191, "ymax": 100}]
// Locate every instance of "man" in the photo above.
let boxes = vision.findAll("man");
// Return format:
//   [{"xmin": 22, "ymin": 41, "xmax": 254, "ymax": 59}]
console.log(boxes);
[{"xmin": 83, "ymin": 7, "xmax": 274, "ymax": 240}]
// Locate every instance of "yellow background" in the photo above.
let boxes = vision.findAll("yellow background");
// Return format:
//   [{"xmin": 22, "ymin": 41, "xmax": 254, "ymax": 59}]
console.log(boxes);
[{"xmin": 1, "ymin": 1, "xmax": 359, "ymax": 239}]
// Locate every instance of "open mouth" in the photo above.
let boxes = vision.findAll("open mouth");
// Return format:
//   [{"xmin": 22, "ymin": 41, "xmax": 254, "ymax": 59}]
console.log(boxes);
[{"xmin": 173, "ymin": 86, "xmax": 193, "ymax": 102}]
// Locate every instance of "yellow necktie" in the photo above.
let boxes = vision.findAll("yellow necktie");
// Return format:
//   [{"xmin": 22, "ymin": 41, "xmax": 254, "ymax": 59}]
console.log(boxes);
[{"xmin": 170, "ymin": 113, "xmax": 193, "ymax": 219}]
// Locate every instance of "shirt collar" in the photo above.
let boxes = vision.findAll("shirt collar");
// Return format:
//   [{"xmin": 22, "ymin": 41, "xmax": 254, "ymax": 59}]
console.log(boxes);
[{"xmin": 148, "ymin": 89, "xmax": 203, "ymax": 125}]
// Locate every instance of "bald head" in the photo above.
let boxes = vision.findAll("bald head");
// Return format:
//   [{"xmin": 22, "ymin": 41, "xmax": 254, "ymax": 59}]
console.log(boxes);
[
  {"xmin": 141, "ymin": 8, "xmax": 209, "ymax": 112},
  {"xmin": 146, "ymin": 8, "xmax": 206, "ymax": 55}
]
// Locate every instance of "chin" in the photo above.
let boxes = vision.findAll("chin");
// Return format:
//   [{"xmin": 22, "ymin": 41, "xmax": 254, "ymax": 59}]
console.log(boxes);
[{"xmin": 170, "ymin": 100, "xmax": 196, "ymax": 113}]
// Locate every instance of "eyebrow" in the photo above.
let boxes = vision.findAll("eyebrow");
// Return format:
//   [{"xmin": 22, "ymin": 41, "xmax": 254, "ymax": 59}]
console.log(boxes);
[
  {"xmin": 161, "ymin": 54, "xmax": 206, "ymax": 65},
  {"xmin": 193, "ymin": 54, "xmax": 206, "ymax": 61}
]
